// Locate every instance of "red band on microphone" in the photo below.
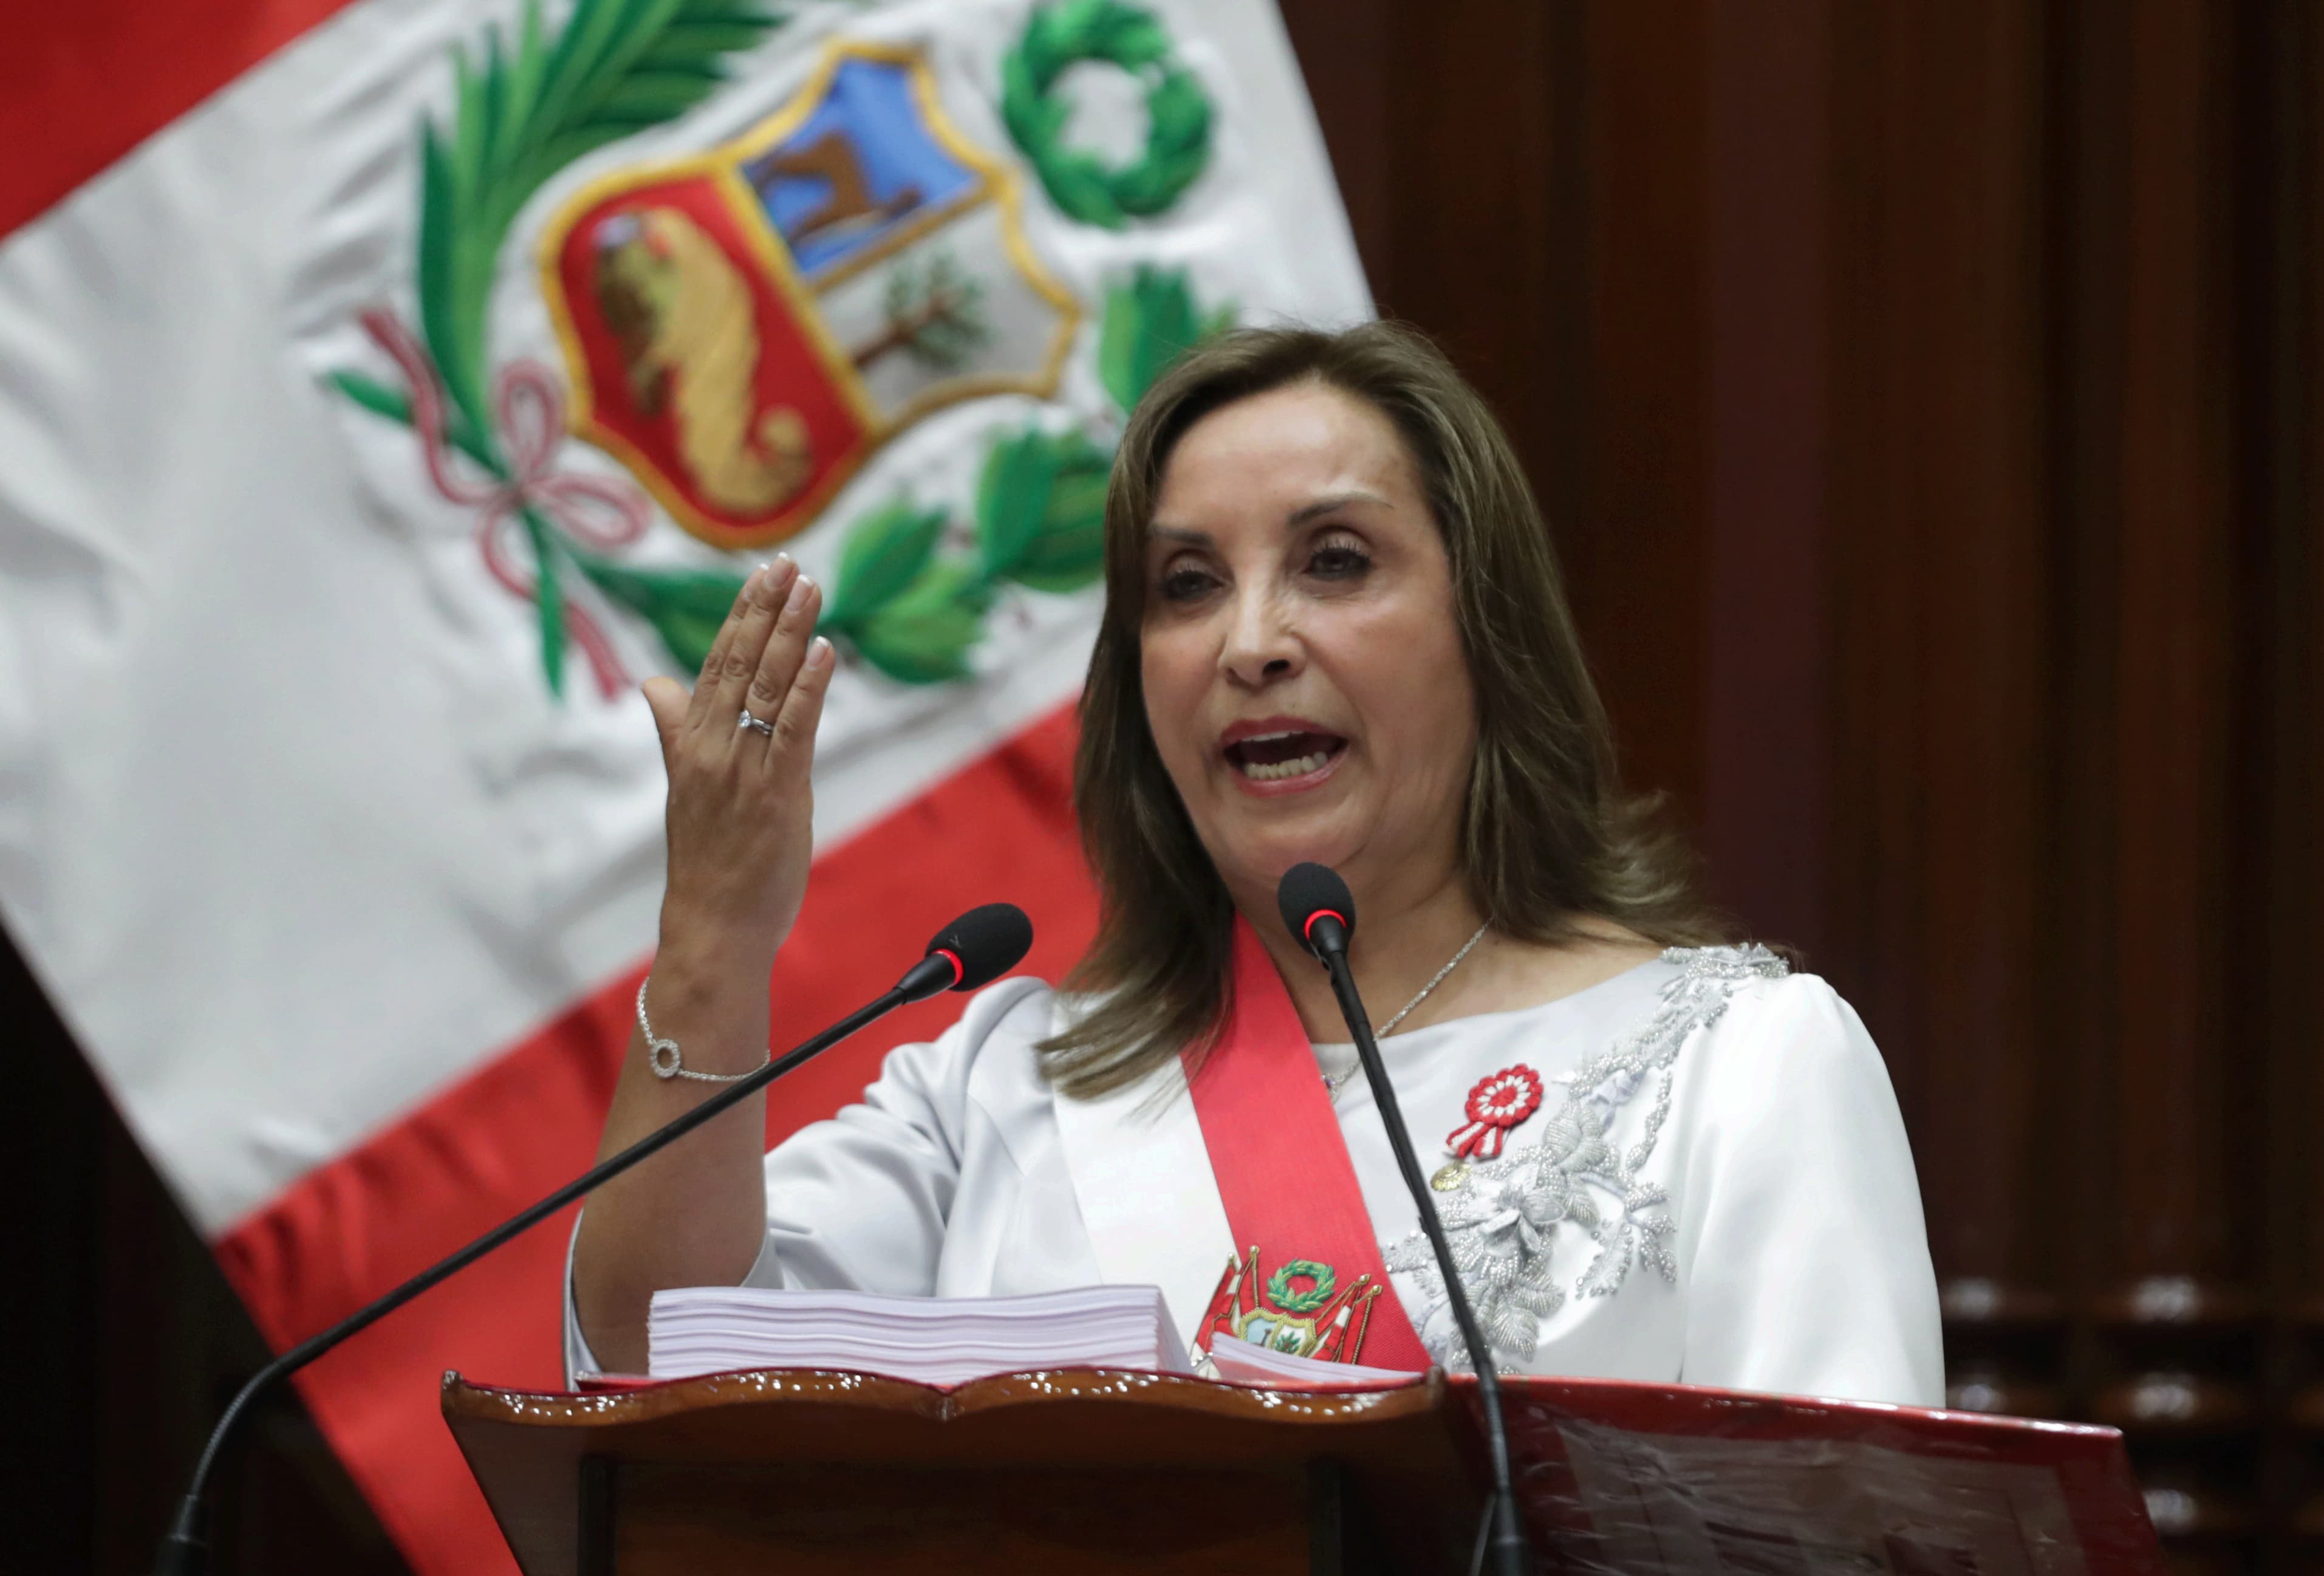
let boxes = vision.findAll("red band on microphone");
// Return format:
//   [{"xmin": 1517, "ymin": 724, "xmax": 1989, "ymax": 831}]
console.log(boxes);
[
  {"xmin": 933, "ymin": 948, "xmax": 963, "ymax": 987},
  {"xmin": 1301, "ymin": 909, "xmax": 1348, "ymax": 946}
]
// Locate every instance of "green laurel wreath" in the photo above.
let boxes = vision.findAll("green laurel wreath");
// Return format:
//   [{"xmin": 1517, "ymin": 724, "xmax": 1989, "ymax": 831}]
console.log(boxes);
[
  {"xmin": 1266, "ymin": 1260, "xmax": 1338, "ymax": 1315},
  {"xmin": 1002, "ymin": 0, "xmax": 1213, "ymax": 229},
  {"xmin": 328, "ymin": 0, "xmax": 789, "ymax": 696}
]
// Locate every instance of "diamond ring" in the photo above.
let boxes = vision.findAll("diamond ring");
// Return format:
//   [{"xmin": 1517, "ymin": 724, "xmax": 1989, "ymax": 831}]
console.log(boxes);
[{"xmin": 737, "ymin": 708, "xmax": 776, "ymax": 736}]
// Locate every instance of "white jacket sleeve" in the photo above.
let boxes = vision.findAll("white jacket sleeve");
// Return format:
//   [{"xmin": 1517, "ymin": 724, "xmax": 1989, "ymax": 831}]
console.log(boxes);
[
  {"xmin": 563, "ymin": 976, "xmax": 1048, "ymax": 1382},
  {"xmin": 1669, "ymin": 974, "xmax": 1944, "ymax": 1406}
]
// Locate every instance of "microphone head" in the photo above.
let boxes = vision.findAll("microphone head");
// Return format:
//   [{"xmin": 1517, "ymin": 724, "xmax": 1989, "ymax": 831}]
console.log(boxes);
[
  {"xmin": 924, "ymin": 903, "xmax": 1034, "ymax": 992},
  {"xmin": 1276, "ymin": 862, "xmax": 1356, "ymax": 953}
]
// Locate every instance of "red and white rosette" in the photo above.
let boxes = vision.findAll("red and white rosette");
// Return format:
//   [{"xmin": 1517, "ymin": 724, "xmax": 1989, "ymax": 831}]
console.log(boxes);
[{"xmin": 1444, "ymin": 1064, "xmax": 1544, "ymax": 1160}]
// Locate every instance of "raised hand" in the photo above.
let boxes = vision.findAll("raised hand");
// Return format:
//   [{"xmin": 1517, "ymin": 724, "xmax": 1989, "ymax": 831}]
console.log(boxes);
[
  {"xmin": 577, "ymin": 559, "xmax": 832, "ymax": 1368},
  {"xmin": 641, "ymin": 555, "xmax": 833, "ymax": 980}
]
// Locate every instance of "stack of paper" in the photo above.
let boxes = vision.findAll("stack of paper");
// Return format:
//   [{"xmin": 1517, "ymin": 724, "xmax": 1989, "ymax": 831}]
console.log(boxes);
[
  {"xmin": 647, "ymin": 1284, "xmax": 1192, "ymax": 1386},
  {"xmin": 1206, "ymin": 1334, "xmax": 1418, "ymax": 1389}
]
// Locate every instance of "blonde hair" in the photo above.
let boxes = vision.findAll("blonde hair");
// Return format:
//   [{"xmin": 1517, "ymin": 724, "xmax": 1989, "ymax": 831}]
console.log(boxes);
[{"xmin": 1041, "ymin": 321, "xmax": 1724, "ymax": 1097}]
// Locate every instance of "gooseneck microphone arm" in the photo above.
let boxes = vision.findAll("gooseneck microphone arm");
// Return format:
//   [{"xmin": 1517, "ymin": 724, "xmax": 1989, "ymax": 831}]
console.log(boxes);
[
  {"xmin": 157, "ymin": 903, "xmax": 1033, "ymax": 1576},
  {"xmin": 154, "ymin": 990, "xmax": 903, "ymax": 1574},
  {"xmin": 1277, "ymin": 864, "xmax": 1531, "ymax": 1576}
]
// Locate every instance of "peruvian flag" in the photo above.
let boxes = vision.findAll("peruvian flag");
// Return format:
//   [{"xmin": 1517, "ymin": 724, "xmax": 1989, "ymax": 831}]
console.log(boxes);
[{"xmin": 0, "ymin": 1, "xmax": 1367, "ymax": 1570}]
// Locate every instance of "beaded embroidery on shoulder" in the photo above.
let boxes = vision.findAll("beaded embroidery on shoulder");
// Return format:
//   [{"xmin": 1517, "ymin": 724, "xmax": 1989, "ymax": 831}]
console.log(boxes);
[{"xmin": 1382, "ymin": 943, "xmax": 1789, "ymax": 1370}]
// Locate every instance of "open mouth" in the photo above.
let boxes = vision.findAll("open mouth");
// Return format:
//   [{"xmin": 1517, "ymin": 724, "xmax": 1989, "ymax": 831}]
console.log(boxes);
[{"xmin": 1223, "ymin": 730, "xmax": 1348, "ymax": 783}]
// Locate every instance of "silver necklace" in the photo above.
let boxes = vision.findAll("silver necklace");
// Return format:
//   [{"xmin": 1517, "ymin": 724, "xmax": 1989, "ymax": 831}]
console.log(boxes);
[{"xmin": 1320, "ymin": 922, "xmax": 1491, "ymax": 1101}]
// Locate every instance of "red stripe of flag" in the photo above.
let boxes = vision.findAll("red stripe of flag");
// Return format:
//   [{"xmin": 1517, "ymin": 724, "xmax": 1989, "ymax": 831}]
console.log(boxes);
[
  {"xmin": 1, "ymin": 0, "xmax": 364, "ymax": 242},
  {"xmin": 215, "ymin": 704, "xmax": 1098, "ymax": 1575}
]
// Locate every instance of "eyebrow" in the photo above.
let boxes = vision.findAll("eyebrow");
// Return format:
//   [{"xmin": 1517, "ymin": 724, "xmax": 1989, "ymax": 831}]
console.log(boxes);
[
  {"xmin": 1286, "ymin": 490, "xmax": 1389, "ymax": 524},
  {"xmin": 1149, "ymin": 490, "xmax": 1390, "ymax": 544}
]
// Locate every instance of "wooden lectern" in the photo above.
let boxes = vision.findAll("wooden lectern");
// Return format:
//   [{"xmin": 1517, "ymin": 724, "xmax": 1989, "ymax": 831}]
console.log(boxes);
[
  {"xmin": 444, "ymin": 1368, "xmax": 2167, "ymax": 1576},
  {"xmin": 445, "ymin": 1368, "xmax": 1478, "ymax": 1574}
]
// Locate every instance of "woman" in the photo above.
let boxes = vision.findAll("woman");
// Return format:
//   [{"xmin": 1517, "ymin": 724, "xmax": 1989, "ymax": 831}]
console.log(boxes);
[{"xmin": 570, "ymin": 323, "xmax": 1942, "ymax": 1404}]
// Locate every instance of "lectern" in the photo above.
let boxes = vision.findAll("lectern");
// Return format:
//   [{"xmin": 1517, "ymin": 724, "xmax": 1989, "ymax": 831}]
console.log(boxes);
[{"xmin": 443, "ymin": 1368, "xmax": 2168, "ymax": 1576}]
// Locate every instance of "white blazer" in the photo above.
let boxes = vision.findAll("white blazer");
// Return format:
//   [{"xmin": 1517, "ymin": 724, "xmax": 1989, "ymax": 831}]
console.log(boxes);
[{"xmin": 568, "ymin": 947, "xmax": 1944, "ymax": 1408}]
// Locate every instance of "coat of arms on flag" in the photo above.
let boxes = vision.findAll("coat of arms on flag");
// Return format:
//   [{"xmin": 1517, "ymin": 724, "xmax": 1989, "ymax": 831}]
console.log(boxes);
[
  {"xmin": 537, "ymin": 43, "xmax": 1079, "ymax": 550},
  {"xmin": 326, "ymin": 0, "xmax": 1239, "ymax": 699}
]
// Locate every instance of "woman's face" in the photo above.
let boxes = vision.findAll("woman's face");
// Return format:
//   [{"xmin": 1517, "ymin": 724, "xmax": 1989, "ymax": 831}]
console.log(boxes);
[{"xmin": 1140, "ymin": 380, "xmax": 1478, "ymax": 913}]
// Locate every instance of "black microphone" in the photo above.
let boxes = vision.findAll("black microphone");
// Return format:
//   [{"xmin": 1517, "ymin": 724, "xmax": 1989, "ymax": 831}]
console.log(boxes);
[
  {"xmin": 1276, "ymin": 863, "xmax": 1531, "ymax": 1576},
  {"xmin": 156, "ymin": 903, "xmax": 1033, "ymax": 1575},
  {"xmin": 895, "ymin": 902, "xmax": 1035, "ymax": 1002}
]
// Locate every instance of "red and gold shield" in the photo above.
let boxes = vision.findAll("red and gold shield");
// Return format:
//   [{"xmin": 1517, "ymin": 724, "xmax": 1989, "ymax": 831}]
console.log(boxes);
[{"xmin": 539, "ymin": 42, "xmax": 1079, "ymax": 550}]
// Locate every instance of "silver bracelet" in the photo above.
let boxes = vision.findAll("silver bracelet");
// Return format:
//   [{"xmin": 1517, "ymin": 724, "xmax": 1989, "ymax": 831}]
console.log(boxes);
[{"xmin": 637, "ymin": 978, "xmax": 770, "ymax": 1083}]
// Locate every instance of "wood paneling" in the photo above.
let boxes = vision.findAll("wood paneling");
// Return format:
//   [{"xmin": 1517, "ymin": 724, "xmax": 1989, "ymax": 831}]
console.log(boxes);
[
  {"xmin": 1826, "ymin": 0, "xmax": 2057, "ymax": 1326},
  {"xmin": 2106, "ymin": 0, "xmax": 2243, "ymax": 1298},
  {"xmin": 1563, "ymin": 1, "xmax": 1711, "ymax": 829},
  {"xmin": 1704, "ymin": 0, "xmax": 1833, "ymax": 959},
  {"xmin": 2259, "ymin": 4, "xmax": 2324, "ymax": 1562}
]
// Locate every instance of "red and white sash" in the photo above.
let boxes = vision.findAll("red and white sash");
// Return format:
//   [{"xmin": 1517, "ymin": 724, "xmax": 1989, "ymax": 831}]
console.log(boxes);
[{"xmin": 1053, "ymin": 917, "xmax": 1431, "ymax": 1371}]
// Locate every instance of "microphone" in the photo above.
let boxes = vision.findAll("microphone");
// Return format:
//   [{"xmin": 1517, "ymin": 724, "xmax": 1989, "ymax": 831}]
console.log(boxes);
[
  {"xmin": 1276, "ymin": 863, "xmax": 1531, "ymax": 1576},
  {"xmin": 156, "ymin": 903, "xmax": 1033, "ymax": 1575},
  {"xmin": 894, "ymin": 902, "xmax": 1036, "ymax": 1002}
]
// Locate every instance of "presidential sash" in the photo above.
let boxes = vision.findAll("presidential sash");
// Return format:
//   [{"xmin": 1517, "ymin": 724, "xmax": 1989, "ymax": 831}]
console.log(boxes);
[{"xmin": 1179, "ymin": 920, "xmax": 1433, "ymax": 1371}]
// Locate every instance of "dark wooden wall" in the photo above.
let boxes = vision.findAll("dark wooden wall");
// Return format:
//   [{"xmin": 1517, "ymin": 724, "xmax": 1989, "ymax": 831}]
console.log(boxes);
[
  {"xmin": 1283, "ymin": 0, "xmax": 2324, "ymax": 1571},
  {"xmin": 8, "ymin": 2, "xmax": 2320, "ymax": 1571}
]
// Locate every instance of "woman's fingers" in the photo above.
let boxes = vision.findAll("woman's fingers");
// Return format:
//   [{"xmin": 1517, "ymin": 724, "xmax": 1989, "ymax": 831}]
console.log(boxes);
[
  {"xmin": 685, "ymin": 561, "xmax": 770, "ymax": 735},
  {"xmin": 742, "ymin": 571, "xmax": 822, "ymax": 754},
  {"xmin": 767, "ymin": 636, "xmax": 835, "ymax": 781},
  {"xmin": 703, "ymin": 557, "xmax": 798, "ymax": 733},
  {"xmin": 641, "ymin": 676, "xmax": 690, "ymax": 767}
]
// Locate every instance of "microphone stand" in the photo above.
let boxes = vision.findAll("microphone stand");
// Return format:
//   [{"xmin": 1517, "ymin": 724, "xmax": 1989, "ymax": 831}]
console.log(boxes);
[
  {"xmin": 154, "ymin": 967, "xmax": 944, "ymax": 1575},
  {"xmin": 1307, "ymin": 920, "xmax": 1533, "ymax": 1576}
]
